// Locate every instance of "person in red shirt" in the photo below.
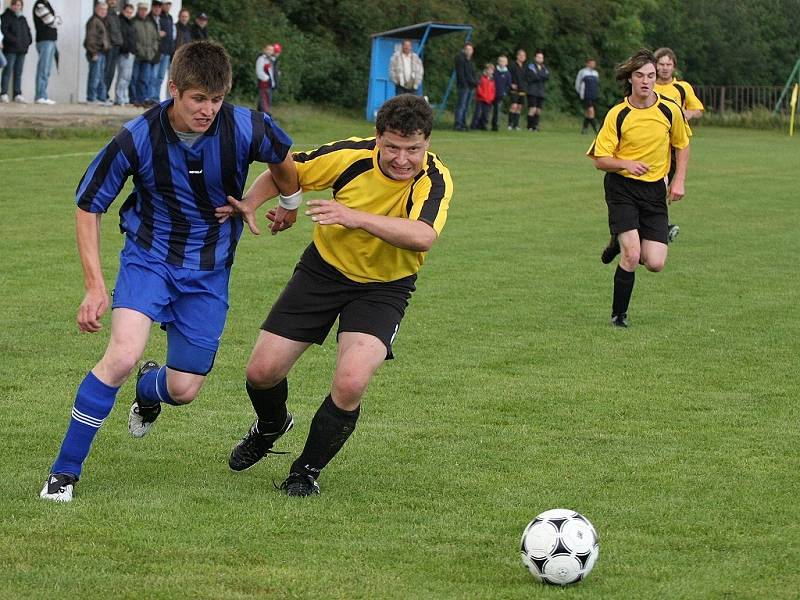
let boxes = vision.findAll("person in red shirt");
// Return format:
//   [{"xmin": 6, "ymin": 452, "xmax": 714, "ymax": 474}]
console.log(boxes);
[{"xmin": 470, "ymin": 63, "xmax": 496, "ymax": 130}]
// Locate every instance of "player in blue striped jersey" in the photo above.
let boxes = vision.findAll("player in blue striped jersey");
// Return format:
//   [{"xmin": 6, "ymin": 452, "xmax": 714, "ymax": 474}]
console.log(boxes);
[{"xmin": 40, "ymin": 41, "xmax": 302, "ymax": 502}]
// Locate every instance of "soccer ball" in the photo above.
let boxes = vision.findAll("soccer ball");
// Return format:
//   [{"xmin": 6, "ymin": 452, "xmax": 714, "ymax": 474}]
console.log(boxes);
[{"xmin": 520, "ymin": 508, "xmax": 599, "ymax": 586}]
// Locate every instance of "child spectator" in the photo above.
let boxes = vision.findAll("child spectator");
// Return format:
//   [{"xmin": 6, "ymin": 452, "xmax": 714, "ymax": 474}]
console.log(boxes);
[
  {"xmin": 470, "ymin": 63, "xmax": 496, "ymax": 130},
  {"xmin": 491, "ymin": 55, "xmax": 511, "ymax": 131}
]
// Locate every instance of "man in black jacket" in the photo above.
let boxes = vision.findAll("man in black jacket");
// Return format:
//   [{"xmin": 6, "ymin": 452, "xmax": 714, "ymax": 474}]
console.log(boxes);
[
  {"xmin": 525, "ymin": 50, "xmax": 550, "ymax": 131},
  {"xmin": 1, "ymin": 0, "xmax": 33, "ymax": 103},
  {"xmin": 174, "ymin": 8, "xmax": 192, "ymax": 48},
  {"xmin": 453, "ymin": 42, "xmax": 477, "ymax": 131},
  {"xmin": 114, "ymin": 2, "xmax": 136, "ymax": 105},
  {"xmin": 32, "ymin": 0, "xmax": 58, "ymax": 104},
  {"xmin": 190, "ymin": 12, "xmax": 209, "ymax": 40},
  {"xmin": 154, "ymin": 0, "xmax": 175, "ymax": 100},
  {"xmin": 103, "ymin": 0, "xmax": 123, "ymax": 96}
]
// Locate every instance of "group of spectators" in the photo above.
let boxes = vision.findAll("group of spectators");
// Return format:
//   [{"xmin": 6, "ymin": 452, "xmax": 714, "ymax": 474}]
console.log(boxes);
[{"xmin": 0, "ymin": 0, "xmax": 211, "ymax": 106}]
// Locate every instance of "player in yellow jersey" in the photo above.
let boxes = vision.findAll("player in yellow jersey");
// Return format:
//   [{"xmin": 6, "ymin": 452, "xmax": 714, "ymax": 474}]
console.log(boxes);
[
  {"xmin": 216, "ymin": 94, "xmax": 453, "ymax": 495},
  {"xmin": 654, "ymin": 47, "xmax": 704, "ymax": 242},
  {"xmin": 587, "ymin": 49, "xmax": 690, "ymax": 327}
]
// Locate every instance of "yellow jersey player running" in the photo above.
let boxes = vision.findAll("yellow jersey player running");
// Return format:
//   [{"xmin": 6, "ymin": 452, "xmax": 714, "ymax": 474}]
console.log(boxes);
[
  {"xmin": 216, "ymin": 94, "xmax": 453, "ymax": 496},
  {"xmin": 654, "ymin": 46, "xmax": 704, "ymax": 242},
  {"xmin": 587, "ymin": 49, "xmax": 691, "ymax": 327}
]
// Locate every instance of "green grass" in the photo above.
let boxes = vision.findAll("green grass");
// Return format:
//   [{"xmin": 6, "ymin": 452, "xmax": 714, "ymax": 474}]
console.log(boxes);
[{"xmin": 0, "ymin": 110, "xmax": 798, "ymax": 599}]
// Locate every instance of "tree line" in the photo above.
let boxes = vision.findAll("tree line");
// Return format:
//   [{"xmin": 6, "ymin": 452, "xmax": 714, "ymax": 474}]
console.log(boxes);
[{"xmin": 187, "ymin": 0, "xmax": 800, "ymax": 114}]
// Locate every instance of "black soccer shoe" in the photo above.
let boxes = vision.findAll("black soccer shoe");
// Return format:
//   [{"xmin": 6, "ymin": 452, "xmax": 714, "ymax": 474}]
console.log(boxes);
[
  {"xmin": 278, "ymin": 472, "xmax": 320, "ymax": 497},
  {"xmin": 129, "ymin": 360, "xmax": 162, "ymax": 438},
  {"xmin": 610, "ymin": 313, "xmax": 629, "ymax": 328},
  {"xmin": 228, "ymin": 413, "xmax": 294, "ymax": 471},
  {"xmin": 601, "ymin": 236, "xmax": 621, "ymax": 264}
]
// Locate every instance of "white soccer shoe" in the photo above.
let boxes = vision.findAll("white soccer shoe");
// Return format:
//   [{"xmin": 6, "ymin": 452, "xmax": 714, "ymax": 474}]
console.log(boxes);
[{"xmin": 40, "ymin": 473, "xmax": 77, "ymax": 503}]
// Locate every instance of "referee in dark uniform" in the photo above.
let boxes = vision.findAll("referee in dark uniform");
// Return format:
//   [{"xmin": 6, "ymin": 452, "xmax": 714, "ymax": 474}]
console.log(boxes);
[
  {"xmin": 217, "ymin": 94, "xmax": 454, "ymax": 496},
  {"xmin": 587, "ymin": 49, "xmax": 691, "ymax": 328},
  {"xmin": 507, "ymin": 49, "xmax": 527, "ymax": 130}
]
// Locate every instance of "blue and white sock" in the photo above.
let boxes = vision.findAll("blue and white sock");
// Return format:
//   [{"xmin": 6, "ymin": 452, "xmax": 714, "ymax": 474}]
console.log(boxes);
[
  {"xmin": 136, "ymin": 365, "xmax": 178, "ymax": 406},
  {"xmin": 51, "ymin": 371, "xmax": 119, "ymax": 478}
]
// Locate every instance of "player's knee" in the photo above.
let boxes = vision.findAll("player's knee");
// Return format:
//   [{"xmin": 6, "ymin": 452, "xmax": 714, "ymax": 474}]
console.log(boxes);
[
  {"xmin": 621, "ymin": 247, "xmax": 641, "ymax": 267},
  {"xmin": 245, "ymin": 360, "xmax": 285, "ymax": 389},
  {"xmin": 166, "ymin": 378, "xmax": 201, "ymax": 404},
  {"xmin": 98, "ymin": 353, "xmax": 139, "ymax": 383},
  {"xmin": 332, "ymin": 374, "xmax": 369, "ymax": 407},
  {"xmin": 644, "ymin": 258, "xmax": 666, "ymax": 272}
]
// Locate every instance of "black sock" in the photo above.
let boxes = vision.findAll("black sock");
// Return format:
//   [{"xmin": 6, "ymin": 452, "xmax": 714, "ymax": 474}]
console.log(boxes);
[
  {"xmin": 527, "ymin": 114, "xmax": 534, "ymax": 129},
  {"xmin": 591, "ymin": 118, "xmax": 599, "ymax": 132},
  {"xmin": 291, "ymin": 394, "xmax": 360, "ymax": 480},
  {"xmin": 582, "ymin": 117, "xmax": 589, "ymax": 130},
  {"xmin": 246, "ymin": 379, "xmax": 288, "ymax": 433},
  {"xmin": 532, "ymin": 113, "xmax": 540, "ymax": 129},
  {"xmin": 612, "ymin": 265, "xmax": 635, "ymax": 316}
]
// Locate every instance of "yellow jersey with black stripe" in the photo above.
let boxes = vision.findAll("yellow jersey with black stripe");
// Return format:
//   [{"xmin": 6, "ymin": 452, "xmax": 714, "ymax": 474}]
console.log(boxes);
[
  {"xmin": 586, "ymin": 95, "xmax": 690, "ymax": 182},
  {"xmin": 293, "ymin": 137, "xmax": 453, "ymax": 284},
  {"xmin": 655, "ymin": 78, "xmax": 704, "ymax": 111}
]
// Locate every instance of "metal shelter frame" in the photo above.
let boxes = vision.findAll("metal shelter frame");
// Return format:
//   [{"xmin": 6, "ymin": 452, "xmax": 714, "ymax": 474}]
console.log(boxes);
[{"xmin": 366, "ymin": 21, "xmax": 473, "ymax": 121}]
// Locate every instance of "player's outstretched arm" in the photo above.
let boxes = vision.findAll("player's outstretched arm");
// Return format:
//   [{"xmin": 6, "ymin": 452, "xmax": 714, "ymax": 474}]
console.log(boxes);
[
  {"xmin": 75, "ymin": 208, "xmax": 109, "ymax": 333},
  {"xmin": 305, "ymin": 199, "xmax": 437, "ymax": 251}
]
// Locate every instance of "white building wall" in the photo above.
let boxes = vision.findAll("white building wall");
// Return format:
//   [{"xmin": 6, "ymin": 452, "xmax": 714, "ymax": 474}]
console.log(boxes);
[{"xmin": 8, "ymin": 0, "xmax": 181, "ymax": 103}]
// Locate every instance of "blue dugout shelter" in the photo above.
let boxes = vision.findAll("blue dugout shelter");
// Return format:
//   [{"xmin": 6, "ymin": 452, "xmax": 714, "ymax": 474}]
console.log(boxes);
[{"xmin": 366, "ymin": 22, "xmax": 473, "ymax": 121}]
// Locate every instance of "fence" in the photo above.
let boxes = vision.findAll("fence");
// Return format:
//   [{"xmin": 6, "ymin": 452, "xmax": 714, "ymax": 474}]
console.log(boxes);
[{"xmin": 694, "ymin": 86, "xmax": 788, "ymax": 113}]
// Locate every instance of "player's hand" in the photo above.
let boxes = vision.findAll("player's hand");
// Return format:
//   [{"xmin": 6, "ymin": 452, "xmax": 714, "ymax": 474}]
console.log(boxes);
[
  {"xmin": 217, "ymin": 195, "xmax": 261, "ymax": 235},
  {"xmin": 667, "ymin": 179, "xmax": 685, "ymax": 203},
  {"xmin": 266, "ymin": 205, "xmax": 297, "ymax": 235},
  {"xmin": 77, "ymin": 287, "xmax": 109, "ymax": 333},
  {"xmin": 305, "ymin": 199, "xmax": 359, "ymax": 229},
  {"xmin": 626, "ymin": 161, "xmax": 650, "ymax": 176}
]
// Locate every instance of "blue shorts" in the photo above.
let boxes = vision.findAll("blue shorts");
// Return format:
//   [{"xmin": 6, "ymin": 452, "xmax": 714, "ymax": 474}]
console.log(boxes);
[{"xmin": 112, "ymin": 238, "xmax": 231, "ymax": 375}]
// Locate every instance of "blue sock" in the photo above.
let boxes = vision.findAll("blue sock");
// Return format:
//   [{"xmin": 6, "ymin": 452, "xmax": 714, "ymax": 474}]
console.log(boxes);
[
  {"xmin": 51, "ymin": 371, "xmax": 119, "ymax": 478},
  {"xmin": 136, "ymin": 365, "xmax": 178, "ymax": 406}
]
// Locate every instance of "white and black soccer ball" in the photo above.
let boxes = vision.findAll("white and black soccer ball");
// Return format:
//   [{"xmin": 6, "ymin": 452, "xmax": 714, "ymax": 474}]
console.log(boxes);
[{"xmin": 520, "ymin": 508, "xmax": 599, "ymax": 586}]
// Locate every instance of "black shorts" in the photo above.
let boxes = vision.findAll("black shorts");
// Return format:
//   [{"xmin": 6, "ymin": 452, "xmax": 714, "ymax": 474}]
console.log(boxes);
[
  {"xmin": 510, "ymin": 90, "xmax": 526, "ymax": 105},
  {"xmin": 262, "ymin": 244, "xmax": 416, "ymax": 359},
  {"xmin": 604, "ymin": 172, "xmax": 668, "ymax": 243},
  {"xmin": 527, "ymin": 95, "xmax": 544, "ymax": 108}
]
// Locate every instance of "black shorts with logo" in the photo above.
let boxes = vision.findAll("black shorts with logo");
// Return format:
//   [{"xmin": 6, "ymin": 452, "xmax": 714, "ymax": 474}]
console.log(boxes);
[
  {"xmin": 262, "ymin": 243, "xmax": 416, "ymax": 359},
  {"xmin": 604, "ymin": 172, "xmax": 668, "ymax": 243}
]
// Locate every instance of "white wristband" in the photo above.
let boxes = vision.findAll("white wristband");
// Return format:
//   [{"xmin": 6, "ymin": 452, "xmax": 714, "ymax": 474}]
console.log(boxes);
[{"xmin": 278, "ymin": 189, "xmax": 303, "ymax": 210}]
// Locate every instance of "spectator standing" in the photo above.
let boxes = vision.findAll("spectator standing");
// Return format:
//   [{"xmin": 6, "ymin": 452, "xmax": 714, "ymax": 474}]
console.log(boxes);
[
  {"xmin": 575, "ymin": 57, "xmax": 600, "ymax": 134},
  {"xmin": 147, "ymin": 1, "xmax": 164, "ymax": 102},
  {"xmin": 0, "ymin": 27, "xmax": 6, "ymax": 72},
  {"xmin": 190, "ymin": 12, "xmax": 208, "ymax": 40},
  {"xmin": 255, "ymin": 42, "xmax": 276, "ymax": 114},
  {"xmin": 32, "ymin": 0, "xmax": 59, "ymax": 105},
  {"xmin": 525, "ymin": 50, "xmax": 549, "ymax": 131},
  {"xmin": 453, "ymin": 41, "xmax": 477, "ymax": 131},
  {"xmin": 1, "ymin": 0, "xmax": 33, "ymax": 104},
  {"xmin": 131, "ymin": 1, "xmax": 158, "ymax": 106},
  {"xmin": 84, "ymin": 1, "xmax": 111, "ymax": 105},
  {"xmin": 388, "ymin": 38, "xmax": 423, "ymax": 96},
  {"xmin": 114, "ymin": 2, "xmax": 136, "ymax": 105},
  {"xmin": 154, "ymin": 0, "xmax": 174, "ymax": 101},
  {"xmin": 103, "ymin": 0, "xmax": 123, "ymax": 96},
  {"xmin": 507, "ymin": 49, "xmax": 526, "ymax": 130},
  {"xmin": 174, "ymin": 8, "xmax": 192, "ymax": 48},
  {"xmin": 470, "ymin": 63, "xmax": 495, "ymax": 130},
  {"xmin": 491, "ymin": 54, "xmax": 511, "ymax": 131}
]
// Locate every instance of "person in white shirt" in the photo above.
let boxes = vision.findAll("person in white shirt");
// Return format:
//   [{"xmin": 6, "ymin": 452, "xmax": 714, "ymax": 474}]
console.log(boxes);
[{"xmin": 388, "ymin": 38, "xmax": 423, "ymax": 96}]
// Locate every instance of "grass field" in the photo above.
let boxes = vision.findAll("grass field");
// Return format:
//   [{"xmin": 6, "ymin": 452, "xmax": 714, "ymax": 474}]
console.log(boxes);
[{"xmin": 0, "ymin": 107, "xmax": 798, "ymax": 599}]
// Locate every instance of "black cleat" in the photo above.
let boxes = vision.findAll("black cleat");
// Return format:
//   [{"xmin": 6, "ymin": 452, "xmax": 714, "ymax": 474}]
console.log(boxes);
[
  {"xmin": 228, "ymin": 413, "xmax": 294, "ymax": 471},
  {"xmin": 129, "ymin": 360, "xmax": 162, "ymax": 438},
  {"xmin": 601, "ymin": 236, "xmax": 621, "ymax": 264},
  {"xmin": 610, "ymin": 313, "xmax": 629, "ymax": 328},
  {"xmin": 278, "ymin": 472, "xmax": 320, "ymax": 497},
  {"xmin": 668, "ymin": 223, "xmax": 680, "ymax": 243}
]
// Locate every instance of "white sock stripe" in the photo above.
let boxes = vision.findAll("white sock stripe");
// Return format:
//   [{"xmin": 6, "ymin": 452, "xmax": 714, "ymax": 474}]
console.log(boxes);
[
  {"xmin": 154, "ymin": 366, "xmax": 165, "ymax": 403},
  {"xmin": 72, "ymin": 407, "xmax": 105, "ymax": 428}
]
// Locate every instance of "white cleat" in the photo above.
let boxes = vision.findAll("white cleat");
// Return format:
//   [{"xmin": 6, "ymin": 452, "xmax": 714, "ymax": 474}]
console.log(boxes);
[{"xmin": 40, "ymin": 473, "xmax": 77, "ymax": 503}]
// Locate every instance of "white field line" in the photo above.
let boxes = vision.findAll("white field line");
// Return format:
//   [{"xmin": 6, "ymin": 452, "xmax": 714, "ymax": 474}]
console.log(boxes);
[{"xmin": 0, "ymin": 151, "xmax": 96, "ymax": 163}]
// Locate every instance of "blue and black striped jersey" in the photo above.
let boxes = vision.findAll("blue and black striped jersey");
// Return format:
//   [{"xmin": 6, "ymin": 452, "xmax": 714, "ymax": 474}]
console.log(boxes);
[{"xmin": 76, "ymin": 101, "xmax": 292, "ymax": 270}]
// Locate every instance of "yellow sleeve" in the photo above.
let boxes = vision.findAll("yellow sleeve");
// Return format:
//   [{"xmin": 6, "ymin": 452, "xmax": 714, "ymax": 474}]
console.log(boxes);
[
  {"xmin": 587, "ymin": 106, "xmax": 620, "ymax": 158},
  {"xmin": 680, "ymin": 81, "xmax": 704, "ymax": 111},
  {"xmin": 408, "ymin": 154, "xmax": 453, "ymax": 235},
  {"xmin": 670, "ymin": 106, "xmax": 691, "ymax": 149},
  {"xmin": 293, "ymin": 138, "xmax": 364, "ymax": 191}
]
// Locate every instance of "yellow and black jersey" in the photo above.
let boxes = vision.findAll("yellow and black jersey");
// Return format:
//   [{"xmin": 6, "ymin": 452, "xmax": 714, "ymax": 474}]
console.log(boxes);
[
  {"xmin": 293, "ymin": 137, "xmax": 453, "ymax": 284},
  {"xmin": 586, "ymin": 95, "xmax": 690, "ymax": 182},
  {"xmin": 654, "ymin": 78, "xmax": 704, "ymax": 112}
]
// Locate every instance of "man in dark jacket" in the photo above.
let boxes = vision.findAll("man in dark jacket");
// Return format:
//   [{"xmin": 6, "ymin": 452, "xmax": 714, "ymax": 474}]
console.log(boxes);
[
  {"xmin": 103, "ymin": 0, "xmax": 123, "ymax": 96},
  {"xmin": 1, "ymin": 0, "xmax": 33, "ymax": 103},
  {"xmin": 153, "ymin": 0, "xmax": 175, "ymax": 102},
  {"xmin": 174, "ymin": 8, "xmax": 192, "ymax": 48},
  {"xmin": 507, "ymin": 49, "xmax": 526, "ymax": 130},
  {"xmin": 131, "ymin": 1, "xmax": 158, "ymax": 105},
  {"xmin": 32, "ymin": 0, "xmax": 58, "ymax": 104},
  {"xmin": 190, "ymin": 12, "xmax": 209, "ymax": 40},
  {"xmin": 525, "ymin": 50, "xmax": 550, "ymax": 131},
  {"xmin": 84, "ymin": 1, "xmax": 110, "ymax": 104},
  {"xmin": 453, "ymin": 41, "xmax": 477, "ymax": 131},
  {"xmin": 114, "ymin": 2, "xmax": 136, "ymax": 105}
]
